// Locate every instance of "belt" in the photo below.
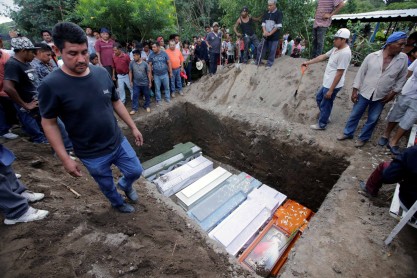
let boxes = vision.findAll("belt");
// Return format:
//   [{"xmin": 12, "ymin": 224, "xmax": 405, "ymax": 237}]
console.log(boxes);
[
  {"xmin": 117, "ymin": 73, "xmax": 128, "ymax": 76},
  {"xmin": 172, "ymin": 67, "xmax": 181, "ymax": 70}
]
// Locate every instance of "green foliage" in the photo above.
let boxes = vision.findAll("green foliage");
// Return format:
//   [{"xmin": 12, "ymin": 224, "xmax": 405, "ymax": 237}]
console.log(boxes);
[
  {"xmin": 75, "ymin": 0, "xmax": 177, "ymax": 43},
  {"xmin": 218, "ymin": 0, "xmax": 315, "ymax": 39},
  {"xmin": 385, "ymin": 1, "xmax": 417, "ymax": 10},
  {"xmin": 175, "ymin": 0, "xmax": 223, "ymax": 40},
  {"xmin": 8, "ymin": 0, "xmax": 78, "ymax": 40}
]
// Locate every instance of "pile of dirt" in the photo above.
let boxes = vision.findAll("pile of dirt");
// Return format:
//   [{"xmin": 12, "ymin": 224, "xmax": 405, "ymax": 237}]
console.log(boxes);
[{"xmin": 0, "ymin": 139, "xmax": 250, "ymax": 278}]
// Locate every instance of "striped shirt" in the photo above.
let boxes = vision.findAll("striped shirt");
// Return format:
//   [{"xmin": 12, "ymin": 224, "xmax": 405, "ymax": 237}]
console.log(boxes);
[{"xmin": 314, "ymin": 0, "xmax": 344, "ymax": 28}]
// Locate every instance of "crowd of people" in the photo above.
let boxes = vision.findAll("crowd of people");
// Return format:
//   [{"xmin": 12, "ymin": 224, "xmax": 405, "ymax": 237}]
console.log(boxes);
[{"xmin": 0, "ymin": 0, "xmax": 415, "ymax": 226}]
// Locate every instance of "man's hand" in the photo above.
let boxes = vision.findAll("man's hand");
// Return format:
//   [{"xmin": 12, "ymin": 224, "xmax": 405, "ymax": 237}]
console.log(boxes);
[
  {"xmin": 324, "ymin": 90, "xmax": 333, "ymax": 100},
  {"xmin": 381, "ymin": 92, "xmax": 397, "ymax": 104},
  {"xmin": 132, "ymin": 128, "xmax": 144, "ymax": 147},
  {"xmin": 63, "ymin": 158, "xmax": 82, "ymax": 177},
  {"xmin": 130, "ymin": 82, "xmax": 133, "ymax": 88},
  {"xmin": 263, "ymin": 31, "xmax": 269, "ymax": 37},
  {"xmin": 323, "ymin": 13, "xmax": 332, "ymax": 19},
  {"xmin": 24, "ymin": 100, "xmax": 38, "ymax": 111},
  {"xmin": 148, "ymin": 82, "xmax": 152, "ymax": 89},
  {"xmin": 351, "ymin": 90, "xmax": 359, "ymax": 103},
  {"xmin": 302, "ymin": 61, "xmax": 309, "ymax": 67},
  {"xmin": 112, "ymin": 76, "xmax": 116, "ymax": 81},
  {"xmin": 169, "ymin": 72, "xmax": 173, "ymax": 78},
  {"xmin": 236, "ymin": 32, "xmax": 242, "ymax": 37}
]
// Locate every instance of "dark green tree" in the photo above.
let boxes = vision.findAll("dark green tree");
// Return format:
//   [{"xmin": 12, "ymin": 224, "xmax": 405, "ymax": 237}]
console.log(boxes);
[{"xmin": 8, "ymin": 0, "xmax": 78, "ymax": 40}]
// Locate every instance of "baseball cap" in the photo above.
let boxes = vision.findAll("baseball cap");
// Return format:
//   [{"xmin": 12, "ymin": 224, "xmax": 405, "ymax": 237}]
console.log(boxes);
[
  {"xmin": 334, "ymin": 28, "xmax": 350, "ymax": 39},
  {"xmin": 11, "ymin": 37, "xmax": 40, "ymax": 50},
  {"xmin": 242, "ymin": 6, "xmax": 249, "ymax": 12},
  {"xmin": 157, "ymin": 36, "xmax": 164, "ymax": 43},
  {"xmin": 100, "ymin": 27, "xmax": 110, "ymax": 34},
  {"xmin": 212, "ymin": 22, "xmax": 219, "ymax": 27}
]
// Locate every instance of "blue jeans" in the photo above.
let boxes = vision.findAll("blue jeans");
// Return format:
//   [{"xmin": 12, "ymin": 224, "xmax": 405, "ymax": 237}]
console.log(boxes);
[
  {"xmin": 315, "ymin": 86, "xmax": 342, "ymax": 129},
  {"xmin": 209, "ymin": 52, "xmax": 220, "ymax": 74},
  {"xmin": 170, "ymin": 68, "xmax": 182, "ymax": 93},
  {"xmin": 312, "ymin": 27, "xmax": 328, "ymax": 58},
  {"xmin": 257, "ymin": 39, "xmax": 279, "ymax": 67},
  {"xmin": 80, "ymin": 137, "xmax": 143, "ymax": 207},
  {"xmin": 117, "ymin": 74, "xmax": 132, "ymax": 104},
  {"xmin": 154, "ymin": 73, "xmax": 170, "ymax": 102},
  {"xmin": 343, "ymin": 94, "xmax": 385, "ymax": 142},
  {"xmin": 13, "ymin": 104, "xmax": 47, "ymax": 143},
  {"xmin": 0, "ymin": 163, "xmax": 28, "ymax": 219},
  {"xmin": 184, "ymin": 62, "xmax": 192, "ymax": 83},
  {"xmin": 132, "ymin": 84, "xmax": 150, "ymax": 111}
]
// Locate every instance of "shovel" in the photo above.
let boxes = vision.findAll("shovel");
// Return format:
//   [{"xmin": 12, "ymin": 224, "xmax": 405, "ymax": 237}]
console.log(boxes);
[
  {"xmin": 294, "ymin": 65, "xmax": 307, "ymax": 98},
  {"xmin": 249, "ymin": 37, "xmax": 266, "ymax": 85}
]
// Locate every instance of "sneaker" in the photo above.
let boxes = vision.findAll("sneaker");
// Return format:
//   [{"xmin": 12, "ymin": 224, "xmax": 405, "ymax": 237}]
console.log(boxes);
[
  {"xmin": 156, "ymin": 101, "xmax": 162, "ymax": 107},
  {"xmin": 21, "ymin": 191, "xmax": 45, "ymax": 203},
  {"xmin": 337, "ymin": 134, "xmax": 353, "ymax": 141},
  {"xmin": 171, "ymin": 93, "xmax": 176, "ymax": 98},
  {"xmin": 129, "ymin": 110, "xmax": 136, "ymax": 115},
  {"xmin": 359, "ymin": 181, "xmax": 377, "ymax": 197},
  {"xmin": 115, "ymin": 203, "xmax": 135, "ymax": 213},
  {"xmin": 377, "ymin": 137, "xmax": 389, "ymax": 146},
  {"xmin": 4, "ymin": 207, "xmax": 49, "ymax": 225},
  {"xmin": 265, "ymin": 66, "xmax": 271, "ymax": 70},
  {"xmin": 387, "ymin": 144, "xmax": 401, "ymax": 155},
  {"xmin": 165, "ymin": 99, "xmax": 171, "ymax": 103},
  {"xmin": 146, "ymin": 107, "xmax": 151, "ymax": 113},
  {"xmin": 179, "ymin": 92, "xmax": 184, "ymax": 96},
  {"xmin": 187, "ymin": 82, "xmax": 191, "ymax": 86},
  {"xmin": 15, "ymin": 173, "xmax": 22, "ymax": 179},
  {"xmin": 354, "ymin": 140, "xmax": 366, "ymax": 148},
  {"xmin": 1, "ymin": 132, "xmax": 19, "ymax": 140},
  {"xmin": 310, "ymin": 124, "xmax": 325, "ymax": 130},
  {"xmin": 125, "ymin": 188, "xmax": 139, "ymax": 203}
]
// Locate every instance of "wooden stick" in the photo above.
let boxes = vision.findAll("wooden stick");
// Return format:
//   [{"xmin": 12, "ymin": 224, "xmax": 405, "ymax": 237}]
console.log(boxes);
[{"xmin": 62, "ymin": 184, "xmax": 81, "ymax": 198}]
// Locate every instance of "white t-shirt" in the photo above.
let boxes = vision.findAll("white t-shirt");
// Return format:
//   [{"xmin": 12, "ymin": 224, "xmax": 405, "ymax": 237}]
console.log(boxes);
[
  {"xmin": 401, "ymin": 60, "xmax": 417, "ymax": 99},
  {"xmin": 323, "ymin": 46, "xmax": 352, "ymax": 89}
]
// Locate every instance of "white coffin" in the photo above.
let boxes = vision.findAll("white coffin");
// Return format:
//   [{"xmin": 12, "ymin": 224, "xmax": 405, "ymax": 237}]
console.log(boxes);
[
  {"xmin": 176, "ymin": 167, "xmax": 232, "ymax": 210},
  {"xmin": 208, "ymin": 185, "xmax": 287, "ymax": 256},
  {"xmin": 188, "ymin": 172, "xmax": 262, "ymax": 232},
  {"xmin": 153, "ymin": 156, "xmax": 213, "ymax": 197}
]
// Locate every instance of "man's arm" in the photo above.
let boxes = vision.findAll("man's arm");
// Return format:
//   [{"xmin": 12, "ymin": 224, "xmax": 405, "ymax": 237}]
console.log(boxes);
[
  {"xmin": 129, "ymin": 69, "xmax": 133, "ymax": 87},
  {"xmin": 323, "ymin": 1, "xmax": 345, "ymax": 19},
  {"xmin": 381, "ymin": 60, "xmax": 408, "ymax": 104},
  {"xmin": 234, "ymin": 18, "xmax": 241, "ymax": 37},
  {"xmin": 147, "ymin": 65, "xmax": 152, "ymax": 88},
  {"xmin": 167, "ymin": 60, "xmax": 173, "ymax": 77},
  {"xmin": 3, "ymin": 80, "xmax": 37, "ymax": 110},
  {"xmin": 325, "ymin": 69, "xmax": 344, "ymax": 99},
  {"xmin": 112, "ymin": 100, "xmax": 143, "ymax": 146},
  {"xmin": 302, "ymin": 53, "xmax": 328, "ymax": 66},
  {"xmin": 41, "ymin": 117, "xmax": 82, "ymax": 177}
]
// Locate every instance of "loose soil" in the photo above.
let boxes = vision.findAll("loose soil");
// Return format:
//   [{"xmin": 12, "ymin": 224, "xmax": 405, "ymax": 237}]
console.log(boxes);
[{"xmin": 1, "ymin": 56, "xmax": 416, "ymax": 277}]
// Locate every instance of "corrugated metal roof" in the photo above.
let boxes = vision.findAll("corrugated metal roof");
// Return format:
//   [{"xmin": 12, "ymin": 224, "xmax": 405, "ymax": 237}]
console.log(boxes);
[{"xmin": 332, "ymin": 9, "xmax": 417, "ymax": 21}]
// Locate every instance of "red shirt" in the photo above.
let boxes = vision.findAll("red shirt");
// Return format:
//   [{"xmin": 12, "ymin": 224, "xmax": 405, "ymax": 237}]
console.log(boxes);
[
  {"xmin": 95, "ymin": 39, "xmax": 115, "ymax": 67},
  {"xmin": 112, "ymin": 53, "xmax": 130, "ymax": 75}
]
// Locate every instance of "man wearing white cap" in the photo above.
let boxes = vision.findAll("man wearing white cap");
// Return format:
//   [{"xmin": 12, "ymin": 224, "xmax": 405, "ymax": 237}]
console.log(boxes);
[{"xmin": 302, "ymin": 28, "xmax": 352, "ymax": 130}]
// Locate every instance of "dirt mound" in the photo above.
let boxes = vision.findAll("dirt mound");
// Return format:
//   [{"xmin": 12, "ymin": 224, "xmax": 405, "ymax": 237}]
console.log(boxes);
[{"xmin": 0, "ymin": 139, "xmax": 249, "ymax": 278}]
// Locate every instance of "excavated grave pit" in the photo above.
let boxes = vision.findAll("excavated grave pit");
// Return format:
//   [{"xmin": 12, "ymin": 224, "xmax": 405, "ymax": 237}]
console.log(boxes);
[{"xmin": 127, "ymin": 102, "xmax": 349, "ymax": 212}]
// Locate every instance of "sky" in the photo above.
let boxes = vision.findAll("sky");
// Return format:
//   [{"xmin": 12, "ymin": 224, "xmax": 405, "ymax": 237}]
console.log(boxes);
[{"xmin": 0, "ymin": 0, "xmax": 15, "ymax": 24}]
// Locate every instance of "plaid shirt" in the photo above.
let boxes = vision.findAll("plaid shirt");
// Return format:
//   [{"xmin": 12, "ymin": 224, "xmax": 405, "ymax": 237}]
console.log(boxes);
[
  {"xmin": 314, "ymin": 0, "xmax": 344, "ymax": 28},
  {"xmin": 30, "ymin": 58, "xmax": 53, "ymax": 87}
]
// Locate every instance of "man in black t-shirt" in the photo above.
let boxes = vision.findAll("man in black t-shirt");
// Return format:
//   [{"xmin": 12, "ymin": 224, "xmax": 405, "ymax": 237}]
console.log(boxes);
[
  {"xmin": 3, "ymin": 37, "xmax": 48, "ymax": 144},
  {"xmin": 257, "ymin": 0, "xmax": 283, "ymax": 69},
  {"xmin": 38, "ymin": 22, "xmax": 144, "ymax": 214},
  {"xmin": 234, "ymin": 6, "xmax": 261, "ymax": 64}
]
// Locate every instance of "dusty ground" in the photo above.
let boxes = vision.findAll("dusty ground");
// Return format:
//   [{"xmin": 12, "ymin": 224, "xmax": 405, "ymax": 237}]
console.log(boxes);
[{"xmin": 0, "ymin": 55, "xmax": 416, "ymax": 277}]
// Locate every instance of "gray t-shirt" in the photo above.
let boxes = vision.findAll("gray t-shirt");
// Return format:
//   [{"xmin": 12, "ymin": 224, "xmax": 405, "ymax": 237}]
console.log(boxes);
[
  {"xmin": 129, "ymin": 61, "xmax": 149, "ymax": 86},
  {"xmin": 206, "ymin": 31, "xmax": 223, "ymax": 54},
  {"xmin": 149, "ymin": 51, "xmax": 169, "ymax": 76}
]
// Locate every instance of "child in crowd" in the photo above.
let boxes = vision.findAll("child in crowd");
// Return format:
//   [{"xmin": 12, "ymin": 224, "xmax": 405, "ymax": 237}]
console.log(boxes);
[
  {"xmin": 89, "ymin": 53, "xmax": 99, "ymax": 65},
  {"xmin": 286, "ymin": 35, "xmax": 294, "ymax": 56},
  {"xmin": 291, "ymin": 38, "xmax": 302, "ymax": 58},
  {"xmin": 129, "ymin": 49, "xmax": 152, "ymax": 114},
  {"xmin": 182, "ymin": 40, "xmax": 193, "ymax": 86}
]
